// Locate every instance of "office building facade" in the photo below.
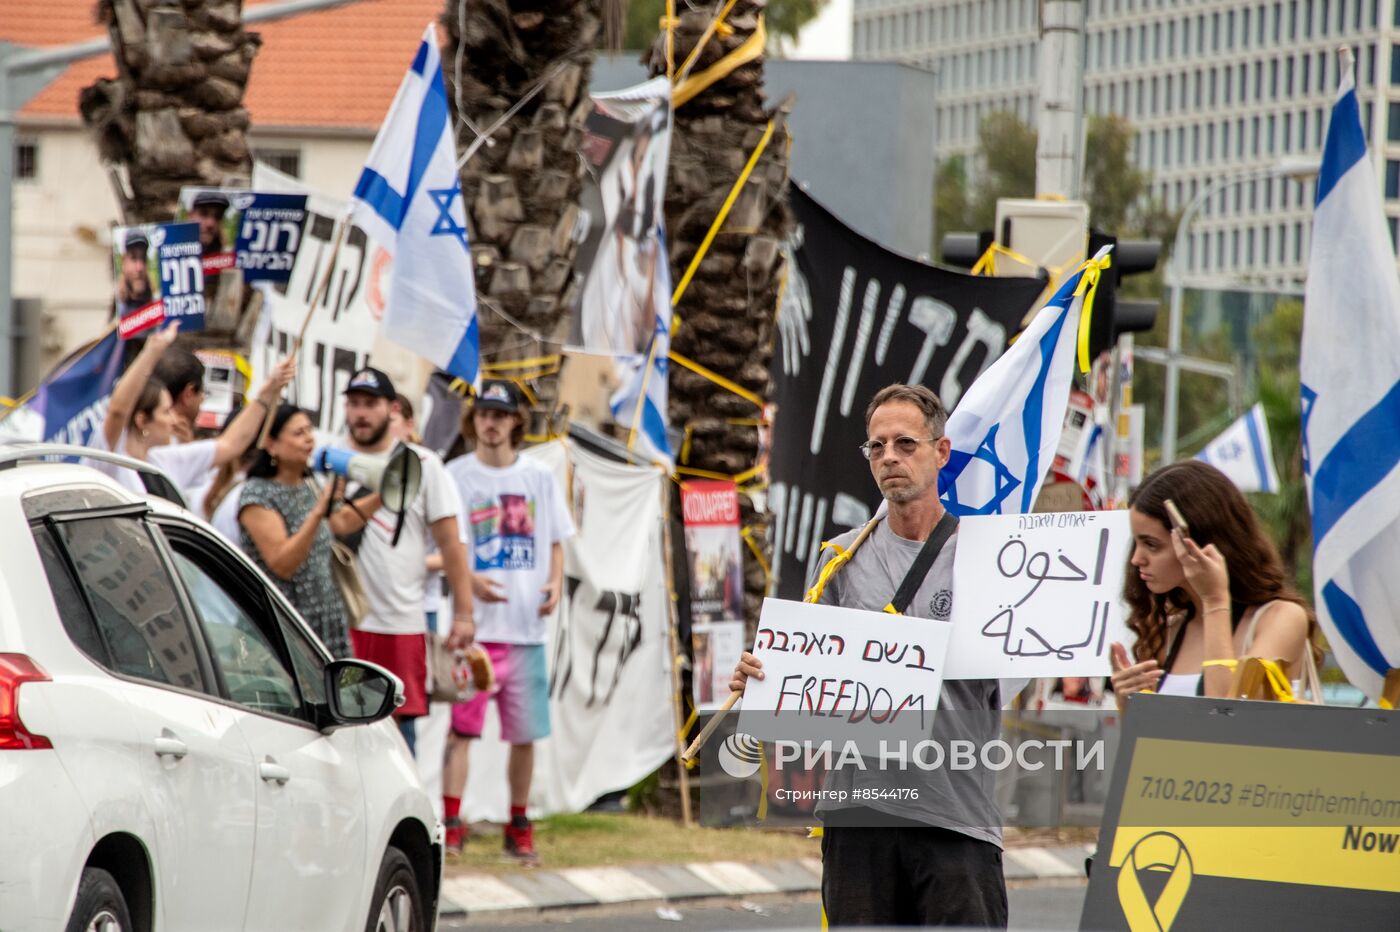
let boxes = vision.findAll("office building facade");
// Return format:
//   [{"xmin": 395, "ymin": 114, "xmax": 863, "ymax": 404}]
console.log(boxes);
[{"xmin": 853, "ymin": 0, "xmax": 1400, "ymax": 282}]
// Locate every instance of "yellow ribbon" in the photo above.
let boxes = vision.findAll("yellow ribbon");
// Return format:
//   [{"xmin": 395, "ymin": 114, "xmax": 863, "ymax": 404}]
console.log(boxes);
[
  {"xmin": 970, "ymin": 242, "xmax": 1041, "ymax": 277},
  {"xmin": 662, "ymin": 0, "xmax": 676, "ymax": 81},
  {"xmin": 740, "ymin": 525, "xmax": 771, "ymax": 586},
  {"xmin": 1072, "ymin": 250, "xmax": 1114, "ymax": 374},
  {"xmin": 674, "ymin": 463, "xmax": 766, "ymax": 484},
  {"xmin": 673, "ymin": 10, "xmax": 765, "ymax": 109},
  {"xmin": 1115, "ymin": 831, "xmax": 1193, "ymax": 932},
  {"xmin": 1380, "ymin": 669, "xmax": 1400, "ymax": 710},
  {"xmin": 668, "ymin": 350, "xmax": 765, "ymax": 408},
  {"xmin": 670, "ymin": 111, "xmax": 775, "ymax": 308},
  {"xmin": 482, "ymin": 354, "xmax": 561, "ymax": 372},
  {"xmin": 1201, "ymin": 657, "xmax": 1298, "ymax": 702}
]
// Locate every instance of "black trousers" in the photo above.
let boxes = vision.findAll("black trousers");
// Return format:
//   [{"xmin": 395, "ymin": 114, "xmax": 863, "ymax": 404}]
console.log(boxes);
[{"xmin": 820, "ymin": 825, "xmax": 1008, "ymax": 927}]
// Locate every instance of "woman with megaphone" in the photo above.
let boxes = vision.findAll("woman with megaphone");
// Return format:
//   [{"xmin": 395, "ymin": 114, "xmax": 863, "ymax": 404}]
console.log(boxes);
[{"xmin": 238, "ymin": 403, "xmax": 381, "ymax": 658}]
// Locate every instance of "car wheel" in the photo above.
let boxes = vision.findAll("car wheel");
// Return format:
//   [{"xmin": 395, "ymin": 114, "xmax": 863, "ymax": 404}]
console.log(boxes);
[
  {"xmin": 367, "ymin": 847, "xmax": 424, "ymax": 932},
  {"xmin": 65, "ymin": 868, "xmax": 133, "ymax": 932}
]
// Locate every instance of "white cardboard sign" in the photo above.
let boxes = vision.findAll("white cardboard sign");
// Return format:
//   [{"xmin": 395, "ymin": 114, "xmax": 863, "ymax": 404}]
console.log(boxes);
[
  {"xmin": 948, "ymin": 510, "xmax": 1133, "ymax": 679},
  {"xmin": 737, "ymin": 598, "xmax": 952, "ymax": 750}
]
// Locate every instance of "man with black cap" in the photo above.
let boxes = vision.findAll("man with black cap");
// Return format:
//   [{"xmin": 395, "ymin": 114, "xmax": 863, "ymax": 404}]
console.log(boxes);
[
  {"xmin": 441, "ymin": 379, "xmax": 574, "ymax": 863},
  {"xmin": 340, "ymin": 366, "xmax": 476, "ymax": 756},
  {"xmin": 117, "ymin": 229, "xmax": 155, "ymax": 314},
  {"xmin": 190, "ymin": 190, "xmax": 231, "ymax": 258}
]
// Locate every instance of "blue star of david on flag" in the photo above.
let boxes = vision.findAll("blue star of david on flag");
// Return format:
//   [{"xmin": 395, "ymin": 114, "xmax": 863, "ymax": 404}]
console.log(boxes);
[
  {"xmin": 428, "ymin": 182, "xmax": 470, "ymax": 251},
  {"xmin": 939, "ymin": 424, "xmax": 1021, "ymax": 515}
]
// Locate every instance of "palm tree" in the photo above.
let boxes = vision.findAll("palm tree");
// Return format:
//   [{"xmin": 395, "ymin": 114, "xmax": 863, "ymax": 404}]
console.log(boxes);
[
  {"xmin": 439, "ymin": 0, "xmax": 620, "ymax": 408},
  {"xmin": 80, "ymin": 1, "xmax": 259, "ymax": 222},
  {"xmin": 644, "ymin": 3, "xmax": 794, "ymax": 635},
  {"xmin": 79, "ymin": 0, "xmax": 261, "ymax": 345}
]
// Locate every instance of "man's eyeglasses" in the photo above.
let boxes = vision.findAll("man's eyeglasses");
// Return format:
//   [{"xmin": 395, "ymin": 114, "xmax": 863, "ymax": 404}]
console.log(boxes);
[{"xmin": 859, "ymin": 436, "xmax": 939, "ymax": 460}]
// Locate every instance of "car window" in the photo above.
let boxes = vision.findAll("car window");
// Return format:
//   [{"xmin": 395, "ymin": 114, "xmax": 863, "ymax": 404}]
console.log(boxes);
[
  {"xmin": 31, "ymin": 525, "xmax": 109, "ymax": 664},
  {"xmin": 276, "ymin": 608, "xmax": 330, "ymax": 710},
  {"xmin": 52, "ymin": 516, "xmax": 206, "ymax": 692},
  {"xmin": 168, "ymin": 550, "xmax": 303, "ymax": 720}
]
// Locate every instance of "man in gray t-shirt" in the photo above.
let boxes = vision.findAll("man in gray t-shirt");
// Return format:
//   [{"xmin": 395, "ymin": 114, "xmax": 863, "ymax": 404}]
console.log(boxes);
[{"xmin": 731, "ymin": 384, "xmax": 1007, "ymax": 928}]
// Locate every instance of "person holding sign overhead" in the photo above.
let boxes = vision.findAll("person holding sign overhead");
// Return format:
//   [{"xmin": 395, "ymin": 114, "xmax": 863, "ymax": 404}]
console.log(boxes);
[
  {"xmin": 1109, "ymin": 460, "xmax": 1316, "ymax": 708},
  {"xmin": 87, "ymin": 322, "xmax": 295, "ymax": 505},
  {"xmin": 730, "ymin": 384, "xmax": 1007, "ymax": 929}
]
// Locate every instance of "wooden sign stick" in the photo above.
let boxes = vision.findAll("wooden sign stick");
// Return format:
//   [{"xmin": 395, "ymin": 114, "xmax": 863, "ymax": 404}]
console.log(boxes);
[
  {"xmin": 680, "ymin": 514, "xmax": 883, "ymax": 763},
  {"xmin": 681, "ymin": 689, "xmax": 740, "ymax": 763},
  {"xmin": 256, "ymin": 213, "xmax": 350, "ymax": 447}
]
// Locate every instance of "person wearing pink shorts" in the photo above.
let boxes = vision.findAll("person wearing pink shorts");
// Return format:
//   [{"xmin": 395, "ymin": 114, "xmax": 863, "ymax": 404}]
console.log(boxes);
[
  {"xmin": 451, "ymin": 642, "xmax": 551, "ymax": 744},
  {"xmin": 441, "ymin": 381, "xmax": 574, "ymax": 863}
]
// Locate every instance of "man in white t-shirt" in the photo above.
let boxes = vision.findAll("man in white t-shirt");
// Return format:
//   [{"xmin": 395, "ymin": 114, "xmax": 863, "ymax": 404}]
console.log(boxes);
[
  {"xmin": 442, "ymin": 380, "xmax": 574, "ymax": 863},
  {"xmin": 340, "ymin": 367, "xmax": 475, "ymax": 757}
]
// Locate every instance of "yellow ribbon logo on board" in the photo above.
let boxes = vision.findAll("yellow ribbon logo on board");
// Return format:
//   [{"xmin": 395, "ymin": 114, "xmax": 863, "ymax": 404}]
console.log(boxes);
[{"xmin": 1116, "ymin": 831, "xmax": 1194, "ymax": 932}]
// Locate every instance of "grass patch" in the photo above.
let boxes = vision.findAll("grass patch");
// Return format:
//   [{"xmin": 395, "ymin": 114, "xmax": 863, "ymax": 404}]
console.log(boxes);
[{"xmin": 446, "ymin": 812, "xmax": 816, "ymax": 875}]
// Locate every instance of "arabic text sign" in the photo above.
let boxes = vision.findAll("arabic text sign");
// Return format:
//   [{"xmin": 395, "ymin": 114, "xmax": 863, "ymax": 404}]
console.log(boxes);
[
  {"xmin": 737, "ymin": 598, "xmax": 951, "ymax": 752},
  {"xmin": 949, "ymin": 510, "xmax": 1132, "ymax": 679}
]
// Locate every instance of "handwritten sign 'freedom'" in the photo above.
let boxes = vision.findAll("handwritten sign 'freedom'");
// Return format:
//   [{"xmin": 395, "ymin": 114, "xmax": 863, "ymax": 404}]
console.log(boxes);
[
  {"xmin": 948, "ymin": 510, "xmax": 1133, "ymax": 679},
  {"xmin": 738, "ymin": 598, "xmax": 952, "ymax": 752}
]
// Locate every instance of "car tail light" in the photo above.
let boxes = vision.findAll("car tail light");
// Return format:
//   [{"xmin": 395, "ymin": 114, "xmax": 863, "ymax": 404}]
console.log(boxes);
[{"xmin": 0, "ymin": 653, "xmax": 53, "ymax": 750}]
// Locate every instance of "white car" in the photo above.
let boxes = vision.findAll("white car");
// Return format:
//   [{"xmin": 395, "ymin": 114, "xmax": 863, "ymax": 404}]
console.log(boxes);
[{"xmin": 0, "ymin": 445, "xmax": 442, "ymax": 931}]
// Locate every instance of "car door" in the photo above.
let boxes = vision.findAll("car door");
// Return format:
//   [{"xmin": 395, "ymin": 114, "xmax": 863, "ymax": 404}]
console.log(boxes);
[
  {"xmin": 45, "ymin": 508, "xmax": 257, "ymax": 930},
  {"xmin": 158, "ymin": 523, "xmax": 368, "ymax": 932}
]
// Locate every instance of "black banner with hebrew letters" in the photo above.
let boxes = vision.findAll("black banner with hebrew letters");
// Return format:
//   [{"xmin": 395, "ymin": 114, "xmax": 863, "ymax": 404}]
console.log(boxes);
[{"xmin": 769, "ymin": 188, "xmax": 1044, "ymax": 598}]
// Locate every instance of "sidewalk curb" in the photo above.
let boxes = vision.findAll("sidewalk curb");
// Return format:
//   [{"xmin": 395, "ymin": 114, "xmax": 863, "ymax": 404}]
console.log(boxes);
[{"xmin": 439, "ymin": 845, "xmax": 1093, "ymax": 916}]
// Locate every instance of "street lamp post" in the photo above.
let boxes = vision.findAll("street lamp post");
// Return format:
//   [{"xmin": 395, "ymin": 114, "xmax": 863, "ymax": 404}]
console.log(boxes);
[
  {"xmin": 1159, "ymin": 157, "xmax": 1319, "ymax": 463},
  {"xmin": 0, "ymin": 0, "xmax": 366, "ymax": 397}
]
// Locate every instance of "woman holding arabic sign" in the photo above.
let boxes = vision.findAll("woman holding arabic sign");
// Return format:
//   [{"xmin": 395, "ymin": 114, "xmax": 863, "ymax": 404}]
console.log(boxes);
[{"xmin": 1110, "ymin": 460, "xmax": 1317, "ymax": 709}]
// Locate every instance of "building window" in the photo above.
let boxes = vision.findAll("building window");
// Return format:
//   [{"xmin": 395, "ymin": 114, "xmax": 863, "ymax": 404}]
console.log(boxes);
[
  {"xmin": 253, "ymin": 147, "xmax": 303, "ymax": 178},
  {"xmin": 1367, "ymin": 43, "xmax": 1377, "ymax": 86},
  {"xmin": 1390, "ymin": 217, "xmax": 1399, "ymax": 252},
  {"xmin": 1262, "ymin": 225, "xmax": 1272, "ymax": 262},
  {"xmin": 1283, "ymin": 112, "xmax": 1293, "ymax": 153},
  {"xmin": 1386, "ymin": 160, "xmax": 1400, "ymax": 200},
  {"xmin": 15, "ymin": 138, "xmax": 37, "ymax": 181}
]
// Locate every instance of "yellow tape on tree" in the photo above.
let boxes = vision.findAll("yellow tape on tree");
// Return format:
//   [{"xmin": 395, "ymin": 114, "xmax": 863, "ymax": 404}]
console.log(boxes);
[
  {"xmin": 670, "ymin": 111, "xmax": 775, "ymax": 307},
  {"xmin": 668, "ymin": 351, "xmax": 764, "ymax": 408},
  {"xmin": 672, "ymin": 0, "xmax": 742, "ymax": 85}
]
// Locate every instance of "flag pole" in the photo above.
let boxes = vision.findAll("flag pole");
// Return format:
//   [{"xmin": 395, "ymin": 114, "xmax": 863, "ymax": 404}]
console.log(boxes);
[
  {"xmin": 660, "ymin": 478, "xmax": 695, "ymax": 826},
  {"xmin": 257, "ymin": 210, "xmax": 351, "ymax": 447}
]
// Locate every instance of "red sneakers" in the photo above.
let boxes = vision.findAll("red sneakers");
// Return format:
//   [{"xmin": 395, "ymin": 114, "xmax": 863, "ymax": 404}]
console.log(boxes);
[
  {"xmin": 503, "ymin": 816, "xmax": 539, "ymax": 864},
  {"xmin": 444, "ymin": 818, "xmax": 467, "ymax": 855}
]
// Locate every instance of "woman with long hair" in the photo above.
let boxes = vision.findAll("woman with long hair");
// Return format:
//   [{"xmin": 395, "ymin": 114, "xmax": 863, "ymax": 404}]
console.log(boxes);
[
  {"xmin": 237, "ymin": 404, "xmax": 381, "ymax": 657},
  {"xmin": 1110, "ymin": 460, "xmax": 1316, "ymax": 709},
  {"xmin": 93, "ymin": 321, "xmax": 294, "ymax": 500}
]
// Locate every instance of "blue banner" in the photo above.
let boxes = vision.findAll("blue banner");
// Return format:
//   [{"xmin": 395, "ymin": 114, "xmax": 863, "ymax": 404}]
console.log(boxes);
[
  {"xmin": 234, "ymin": 192, "xmax": 308, "ymax": 283},
  {"xmin": 156, "ymin": 221, "xmax": 206, "ymax": 332},
  {"xmin": 35, "ymin": 329, "xmax": 125, "ymax": 447}
]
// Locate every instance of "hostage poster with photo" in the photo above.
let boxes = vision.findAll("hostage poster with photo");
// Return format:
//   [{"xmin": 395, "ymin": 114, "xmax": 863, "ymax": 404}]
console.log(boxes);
[
  {"xmin": 113, "ymin": 222, "xmax": 206, "ymax": 339},
  {"xmin": 682, "ymin": 480, "xmax": 747, "ymax": 709},
  {"xmin": 177, "ymin": 187, "xmax": 241, "ymax": 275},
  {"xmin": 569, "ymin": 77, "xmax": 673, "ymax": 357}
]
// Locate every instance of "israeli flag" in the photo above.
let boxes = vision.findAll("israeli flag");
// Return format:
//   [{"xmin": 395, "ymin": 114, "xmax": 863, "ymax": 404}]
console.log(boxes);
[
  {"xmin": 939, "ymin": 246, "xmax": 1113, "ymax": 516},
  {"xmin": 350, "ymin": 25, "xmax": 480, "ymax": 389},
  {"xmin": 609, "ymin": 228, "xmax": 674, "ymax": 469},
  {"xmin": 1301, "ymin": 57, "xmax": 1400, "ymax": 701},
  {"xmin": 1195, "ymin": 403, "xmax": 1280, "ymax": 494}
]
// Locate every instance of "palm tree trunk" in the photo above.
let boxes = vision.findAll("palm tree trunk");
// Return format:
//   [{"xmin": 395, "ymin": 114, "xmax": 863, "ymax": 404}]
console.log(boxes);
[
  {"xmin": 80, "ymin": 0, "xmax": 259, "ymax": 221},
  {"xmin": 79, "ymin": 0, "xmax": 261, "ymax": 348},
  {"xmin": 440, "ymin": 0, "xmax": 609, "ymax": 418},
  {"xmin": 646, "ymin": 4, "xmax": 793, "ymax": 635}
]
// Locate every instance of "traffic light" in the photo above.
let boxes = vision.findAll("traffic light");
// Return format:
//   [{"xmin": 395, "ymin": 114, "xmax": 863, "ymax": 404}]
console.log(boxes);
[{"xmin": 1083, "ymin": 231, "xmax": 1162, "ymax": 360}]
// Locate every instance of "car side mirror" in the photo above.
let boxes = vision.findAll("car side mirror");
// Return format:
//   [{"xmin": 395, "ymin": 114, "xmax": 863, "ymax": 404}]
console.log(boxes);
[{"xmin": 323, "ymin": 659, "xmax": 404, "ymax": 728}]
